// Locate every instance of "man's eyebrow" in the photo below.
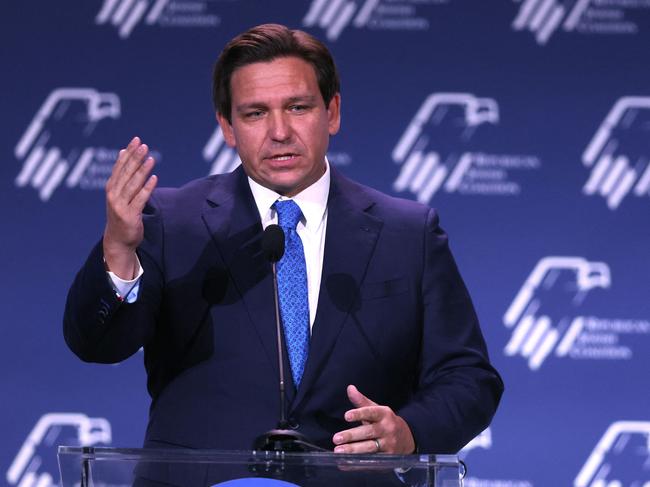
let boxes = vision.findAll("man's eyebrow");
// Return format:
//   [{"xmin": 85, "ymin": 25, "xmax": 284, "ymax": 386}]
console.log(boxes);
[
  {"xmin": 234, "ymin": 95, "xmax": 318, "ymax": 112},
  {"xmin": 234, "ymin": 102, "xmax": 267, "ymax": 113},
  {"xmin": 286, "ymin": 95, "xmax": 318, "ymax": 104}
]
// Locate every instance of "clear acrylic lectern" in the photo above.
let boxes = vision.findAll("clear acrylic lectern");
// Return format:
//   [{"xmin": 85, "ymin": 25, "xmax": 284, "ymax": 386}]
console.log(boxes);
[{"xmin": 58, "ymin": 447, "xmax": 463, "ymax": 486}]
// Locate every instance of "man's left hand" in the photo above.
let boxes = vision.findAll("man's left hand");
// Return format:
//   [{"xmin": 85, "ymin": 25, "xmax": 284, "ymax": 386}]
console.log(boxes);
[{"xmin": 332, "ymin": 385, "xmax": 416, "ymax": 454}]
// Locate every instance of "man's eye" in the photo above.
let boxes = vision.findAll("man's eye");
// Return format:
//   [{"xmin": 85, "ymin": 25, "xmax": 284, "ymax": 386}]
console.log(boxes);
[
  {"xmin": 245, "ymin": 110, "xmax": 264, "ymax": 119},
  {"xmin": 289, "ymin": 105, "xmax": 308, "ymax": 113}
]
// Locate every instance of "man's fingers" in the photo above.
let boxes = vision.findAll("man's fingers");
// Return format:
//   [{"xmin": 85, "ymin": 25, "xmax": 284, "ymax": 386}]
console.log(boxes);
[
  {"xmin": 335, "ymin": 385, "xmax": 416, "ymax": 455},
  {"xmin": 333, "ymin": 423, "xmax": 381, "ymax": 454},
  {"xmin": 333, "ymin": 424, "xmax": 376, "ymax": 446},
  {"xmin": 108, "ymin": 137, "xmax": 144, "ymax": 196},
  {"xmin": 112, "ymin": 149, "xmax": 127, "ymax": 177},
  {"xmin": 131, "ymin": 174, "xmax": 158, "ymax": 212},
  {"xmin": 124, "ymin": 156, "xmax": 155, "ymax": 203},
  {"xmin": 110, "ymin": 137, "xmax": 140, "ymax": 180},
  {"xmin": 346, "ymin": 384, "xmax": 377, "ymax": 409},
  {"xmin": 334, "ymin": 439, "xmax": 380, "ymax": 454},
  {"xmin": 118, "ymin": 143, "xmax": 149, "ymax": 187},
  {"xmin": 104, "ymin": 137, "xmax": 156, "ymax": 253},
  {"xmin": 344, "ymin": 405, "xmax": 384, "ymax": 424}
]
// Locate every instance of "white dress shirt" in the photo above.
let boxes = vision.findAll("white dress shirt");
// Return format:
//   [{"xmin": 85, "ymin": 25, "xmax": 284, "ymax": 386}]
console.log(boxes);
[{"xmin": 109, "ymin": 161, "xmax": 331, "ymax": 332}]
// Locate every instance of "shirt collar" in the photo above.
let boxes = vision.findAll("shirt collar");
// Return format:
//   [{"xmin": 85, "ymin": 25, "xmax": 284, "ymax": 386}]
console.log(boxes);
[{"xmin": 247, "ymin": 158, "xmax": 330, "ymax": 233}]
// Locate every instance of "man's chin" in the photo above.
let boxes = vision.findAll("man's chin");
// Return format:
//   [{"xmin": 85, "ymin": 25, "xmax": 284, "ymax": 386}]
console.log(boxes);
[
  {"xmin": 256, "ymin": 170, "xmax": 316, "ymax": 196},
  {"xmin": 271, "ymin": 182, "xmax": 304, "ymax": 197},
  {"xmin": 245, "ymin": 163, "xmax": 325, "ymax": 196}
]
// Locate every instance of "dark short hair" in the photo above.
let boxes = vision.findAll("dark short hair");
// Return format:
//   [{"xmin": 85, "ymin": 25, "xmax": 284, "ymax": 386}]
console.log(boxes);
[{"xmin": 212, "ymin": 24, "xmax": 340, "ymax": 123}]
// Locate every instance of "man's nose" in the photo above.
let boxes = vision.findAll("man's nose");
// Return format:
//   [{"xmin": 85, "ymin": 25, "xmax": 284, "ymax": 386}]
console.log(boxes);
[{"xmin": 268, "ymin": 111, "xmax": 292, "ymax": 142}]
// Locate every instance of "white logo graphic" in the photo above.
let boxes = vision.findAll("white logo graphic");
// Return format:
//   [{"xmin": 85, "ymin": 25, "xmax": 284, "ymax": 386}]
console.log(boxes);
[
  {"xmin": 582, "ymin": 96, "xmax": 650, "ymax": 210},
  {"xmin": 505, "ymin": 257, "xmax": 610, "ymax": 370},
  {"xmin": 304, "ymin": 0, "xmax": 377, "ymax": 41},
  {"xmin": 575, "ymin": 421, "xmax": 650, "ymax": 486},
  {"xmin": 15, "ymin": 88, "xmax": 121, "ymax": 201},
  {"xmin": 203, "ymin": 128, "xmax": 241, "ymax": 175},
  {"xmin": 393, "ymin": 93, "xmax": 498, "ymax": 203},
  {"xmin": 512, "ymin": 0, "xmax": 591, "ymax": 45},
  {"xmin": 96, "ymin": 0, "xmax": 221, "ymax": 39},
  {"xmin": 303, "ymin": 0, "xmax": 438, "ymax": 41},
  {"xmin": 392, "ymin": 93, "xmax": 540, "ymax": 203},
  {"xmin": 504, "ymin": 257, "xmax": 650, "ymax": 370},
  {"xmin": 6, "ymin": 413, "xmax": 111, "ymax": 486},
  {"xmin": 512, "ymin": 0, "xmax": 650, "ymax": 45}
]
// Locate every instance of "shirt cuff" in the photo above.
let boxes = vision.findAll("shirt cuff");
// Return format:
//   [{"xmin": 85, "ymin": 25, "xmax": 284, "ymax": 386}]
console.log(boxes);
[{"xmin": 106, "ymin": 256, "xmax": 144, "ymax": 303}]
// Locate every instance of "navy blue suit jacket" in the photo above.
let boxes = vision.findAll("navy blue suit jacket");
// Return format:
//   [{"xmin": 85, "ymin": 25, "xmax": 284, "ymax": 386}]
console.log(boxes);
[{"xmin": 64, "ymin": 166, "xmax": 503, "ymax": 453}]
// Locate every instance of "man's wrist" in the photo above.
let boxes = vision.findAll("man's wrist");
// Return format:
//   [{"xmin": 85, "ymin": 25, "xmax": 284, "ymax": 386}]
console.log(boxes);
[{"xmin": 103, "ymin": 243, "xmax": 138, "ymax": 280}]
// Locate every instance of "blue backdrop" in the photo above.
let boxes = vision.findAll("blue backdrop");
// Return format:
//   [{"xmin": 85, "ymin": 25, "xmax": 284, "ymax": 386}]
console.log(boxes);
[{"xmin": 2, "ymin": 1, "xmax": 649, "ymax": 486}]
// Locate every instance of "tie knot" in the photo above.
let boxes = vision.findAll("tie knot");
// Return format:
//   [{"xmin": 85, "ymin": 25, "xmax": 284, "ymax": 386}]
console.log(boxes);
[{"xmin": 274, "ymin": 200, "xmax": 303, "ymax": 230}]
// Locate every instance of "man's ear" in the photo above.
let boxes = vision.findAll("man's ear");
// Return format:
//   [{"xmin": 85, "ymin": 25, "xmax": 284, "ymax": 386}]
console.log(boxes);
[
  {"xmin": 216, "ymin": 112, "xmax": 236, "ymax": 147},
  {"xmin": 327, "ymin": 93, "xmax": 341, "ymax": 136}
]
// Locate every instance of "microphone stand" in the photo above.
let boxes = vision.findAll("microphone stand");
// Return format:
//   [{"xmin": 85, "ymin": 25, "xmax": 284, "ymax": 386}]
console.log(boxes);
[{"xmin": 253, "ymin": 261, "xmax": 325, "ymax": 453}]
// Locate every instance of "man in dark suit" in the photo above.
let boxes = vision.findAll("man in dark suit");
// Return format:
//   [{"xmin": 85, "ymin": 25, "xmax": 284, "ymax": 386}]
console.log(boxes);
[{"xmin": 64, "ymin": 24, "xmax": 502, "ymax": 456}]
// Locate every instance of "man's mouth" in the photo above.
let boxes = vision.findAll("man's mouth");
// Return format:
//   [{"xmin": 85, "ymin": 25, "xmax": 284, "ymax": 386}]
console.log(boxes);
[{"xmin": 267, "ymin": 153, "xmax": 298, "ymax": 161}]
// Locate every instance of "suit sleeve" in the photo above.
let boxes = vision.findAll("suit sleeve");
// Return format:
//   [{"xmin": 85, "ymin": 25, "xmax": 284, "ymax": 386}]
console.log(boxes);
[
  {"xmin": 397, "ymin": 208, "xmax": 504, "ymax": 453},
  {"xmin": 63, "ymin": 195, "xmax": 165, "ymax": 364}
]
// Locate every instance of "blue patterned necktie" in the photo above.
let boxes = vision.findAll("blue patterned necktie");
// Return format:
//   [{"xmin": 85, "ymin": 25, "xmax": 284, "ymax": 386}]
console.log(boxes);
[{"xmin": 273, "ymin": 199, "xmax": 310, "ymax": 388}]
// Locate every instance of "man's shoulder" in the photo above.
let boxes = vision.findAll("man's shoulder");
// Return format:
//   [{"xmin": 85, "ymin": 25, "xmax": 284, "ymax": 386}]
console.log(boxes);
[
  {"xmin": 148, "ymin": 169, "xmax": 242, "ymax": 210},
  {"xmin": 333, "ymin": 169, "xmax": 435, "ymax": 222}
]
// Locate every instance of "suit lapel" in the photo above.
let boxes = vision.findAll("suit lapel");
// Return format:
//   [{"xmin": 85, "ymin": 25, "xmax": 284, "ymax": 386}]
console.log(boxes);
[
  {"xmin": 201, "ymin": 168, "xmax": 287, "ymax": 392},
  {"xmin": 290, "ymin": 169, "xmax": 383, "ymax": 411}
]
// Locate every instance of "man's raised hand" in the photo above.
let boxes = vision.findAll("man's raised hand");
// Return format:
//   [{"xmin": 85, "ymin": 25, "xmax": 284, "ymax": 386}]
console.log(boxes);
[
  {"xmin": 332, "ymin": 385, "xmax": 416, "ymax": 454},
  {"xmin": 103, "ymin": 137, "xmax": 157, "ymax": 279}
]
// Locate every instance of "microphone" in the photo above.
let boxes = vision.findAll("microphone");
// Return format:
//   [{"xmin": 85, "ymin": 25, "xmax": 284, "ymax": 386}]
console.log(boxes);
[
  {"xmin": 253, "ymin": 225, "xmax": 324, "ymax": 452},
  {"xmin": 262, "ymin": 224, "xmax": 284, "ymax": 263}
]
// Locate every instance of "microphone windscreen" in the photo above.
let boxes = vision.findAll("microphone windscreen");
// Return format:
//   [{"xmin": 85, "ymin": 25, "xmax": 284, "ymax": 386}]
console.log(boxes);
[{"xmin": 262, "ymin": 224, "xmax": 285, "ymax": 263}]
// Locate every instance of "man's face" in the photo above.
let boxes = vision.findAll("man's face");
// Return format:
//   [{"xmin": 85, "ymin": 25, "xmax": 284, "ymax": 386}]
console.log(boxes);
[{"xmin": 217, "ymin": 56, "xmax": 340, "ymax": 197}]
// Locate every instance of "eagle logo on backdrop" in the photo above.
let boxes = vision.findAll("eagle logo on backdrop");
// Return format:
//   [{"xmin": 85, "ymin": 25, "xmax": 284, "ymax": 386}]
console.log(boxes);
[
  {"xmin": 511, "ymin": 0, "xmax": 650, "ymax": 45},
  {"xmin": 14, "ymin": 88, "xmax": 121, "ymax": 201},
  {"xmin": 391, "ymin": 92, "xmax": 499, "ymax": 203},
  {"xmin": 574, "ymin": 421, "xmax": 650, "ymax": 487},
  {"xmin": 581, "ymin": 96, "xmax": 650, "ymax": 210},
  {"xmin": 511, "ymin": 0, "xmax": 592, "ymax": 45},
  {"xmin": 391, "ymin": 92, "xmax": 541, "ymax": 203},
  {"xmin": 15, "ymin": 88, "xmax": 162, "ymax": 202},
  {"xmin": 504, "ymin": 257, "xmax": 610, "ymax": 370},
  {"xmin": 504, "ymin": 257, "xmax": 650, "ymax": 370},
  {"xmin": 96, "ymin": 0, "xmax": 169, "ymax": 38},
  {"xmin": 6, "ymin": 413, "xmax": 111, "ymax": 487},
  {"xmin": 95, "ymin": 0, "xmax": 222, "ymax": 39},
  {"xmin": 302, "ymin": 0, "xmax": 436, "ymax": 41},
  {"xmin": 303, "ymin": 0, "xmax": 378, "ymax": 41}
]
